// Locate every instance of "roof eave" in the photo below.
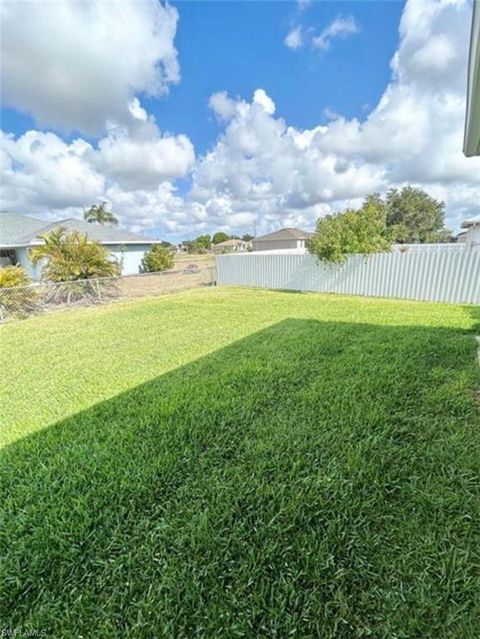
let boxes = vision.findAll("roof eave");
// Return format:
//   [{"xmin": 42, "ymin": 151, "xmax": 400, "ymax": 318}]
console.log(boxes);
[{"xmin": 464, "ymin": 0, "xmax": 480, "ymax": 156}]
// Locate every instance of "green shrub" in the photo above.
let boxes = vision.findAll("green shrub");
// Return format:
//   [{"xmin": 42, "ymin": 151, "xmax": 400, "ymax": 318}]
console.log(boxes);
[
  {"xmin": 141, "ymin": 245, "xmax": 175, "ymax": 273},
  {"xmin": 0, "ymin": 266, "xmax": 37, "ymax": 319},
  {"xmin": 0, "ymin": 265, "xmax": 31, "ymax": 288},
  {"xmin": 29, "ymin": 227, "xmax": 120, "ymax": 281},
  {"xmin": 308, "ymin": 200, "xmax": 393, "ymax": 264}
]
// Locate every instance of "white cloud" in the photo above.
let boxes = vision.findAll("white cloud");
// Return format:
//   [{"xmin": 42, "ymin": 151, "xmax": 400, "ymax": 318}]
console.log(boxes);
[
  {"xmin": 0, "ymin": 0, "xmax": 478, "ymax": 240},
  {"xmin": 0, "ymin": 131, "xmax": 104, "ymax": 211},
  {"xmin": 0, "ymin": 0, "xmax": 180, "ymax": 134},
  {"xmin": 0, "ymin": 122, "xmax": 194, "ymax": 233},
  {"xmin": 97, "ymin": 122, "xmax": 195, "ymax": 189},
  {"xmin": 209, "ymin": 92, "xmax": 240, "ymax": 122},
  {"xmin": 186, "ymin": 0, "xmax": 478, "ymax": 235},
  {"xmin": 284, "ymin": 27, "xmax": 303, "ymax": 50},
  {"xmin": 312, "ymin": 16, "xmax": 359, "ymax": 50},
  {"xmin": 128, "ymin": 98, "xmax": 148, "ymax": 123},
  {"xmin": 285, "ymin": 15, "xmax": 358, "ymax": 53}
]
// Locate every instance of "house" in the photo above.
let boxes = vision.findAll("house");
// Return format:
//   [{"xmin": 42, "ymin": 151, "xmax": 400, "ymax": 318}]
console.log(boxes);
[
  {"xmin": 0, "ymin": 211, "xmax": 161, "ymax": 279},
  {"xmin": 252, "ymin": 227, "xmax": 313, "ymax": 252},
  {"xmin": 464, "ymin": 0, "xmax": 480, "ymax": 156},
  {"xmin": 461, "ymin": 214, "xmax": 480, "ymax": 248},
  {"xmin": 212, "ymin": 238, "xmax": 251, "ymax": 254}
]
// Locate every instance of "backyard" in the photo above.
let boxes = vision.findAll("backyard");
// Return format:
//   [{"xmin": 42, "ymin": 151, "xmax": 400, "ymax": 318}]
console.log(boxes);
[{"xmin": 1, "ymin": 287, "xmax": 479, "ymax": 637}]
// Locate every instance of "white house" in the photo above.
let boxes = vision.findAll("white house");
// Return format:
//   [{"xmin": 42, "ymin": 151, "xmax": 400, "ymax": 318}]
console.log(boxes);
[
  {"xmin": 461, "ymin": 214, "xmax": 480, "ymax": 249},
  {"xmin": 0, "ymin": 212, "xmax": 161, "ymax": 279},
  {"xmin": 252, "ymin": 228, "xmax": 313, "ymax": 252},
  {"xmin": 212, "ymin": 238, "xmax": 252, "ymax": 254}
]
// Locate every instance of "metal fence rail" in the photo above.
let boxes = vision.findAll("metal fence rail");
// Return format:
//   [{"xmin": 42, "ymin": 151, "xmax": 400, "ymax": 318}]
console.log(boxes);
[
  {"xmin": 0, "ymin": 264, "xmax": 216, "ymax": 322},
  {"xmin": 216, "ymin": 249, "xmax": 480, "ymax": 304}
]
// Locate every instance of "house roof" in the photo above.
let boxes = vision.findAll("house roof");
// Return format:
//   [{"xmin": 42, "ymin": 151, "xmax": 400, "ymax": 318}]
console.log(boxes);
[
  {"xmin": 215, "ymin": 238, "xmax": 249, "ymax": 247},
  {"xmin": 0, "ymin": 212, "xmax": 157, "ymax": 247},
  {"xmin": 254, "ymin": 227, "xmax": 313, "ymax": 242},
  {"xmin": 0, "ymin": 211, "xmax": 48, "ymax": 246},
  {"xmin": 461, "ymin": 214, "xmax": 480, "ymax": 228}
]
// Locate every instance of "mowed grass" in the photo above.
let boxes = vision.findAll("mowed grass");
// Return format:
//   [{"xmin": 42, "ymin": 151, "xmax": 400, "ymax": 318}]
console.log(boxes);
[{"xmin": 1, "ymin": 288, "xmax": 479, "ymax": 637}]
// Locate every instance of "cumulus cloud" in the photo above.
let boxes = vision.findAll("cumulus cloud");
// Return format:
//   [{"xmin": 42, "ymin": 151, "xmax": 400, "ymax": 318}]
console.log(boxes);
[
  {"xmin": 97, "ymin": 122, "xmax": 195, "ymax": 189},
  {"xmin": 0, "ymin": 121, "xmax": 194, "ymax": 233},
  {"xmin": 312, "ymin": 16, "xmax": 359, "ymax": 50},
  {"xmin": 188, "ymin": 0, "xmax": 477, "ymax": 234},
  {"xmin": 0, "ymin": 0, "xmax": 180, "ymax": 134},
  {"xmin": 0, "ymin": 0, "xmax": 478, "ymax": 239}
]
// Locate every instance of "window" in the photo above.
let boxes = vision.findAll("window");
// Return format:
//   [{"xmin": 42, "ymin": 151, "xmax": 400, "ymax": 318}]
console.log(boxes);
[{"xmin": 0, "ymin": 249, "xmax": 18, "ymax": 266}]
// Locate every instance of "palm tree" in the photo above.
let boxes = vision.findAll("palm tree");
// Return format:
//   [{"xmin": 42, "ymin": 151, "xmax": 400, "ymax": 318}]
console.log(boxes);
[
  {"xmin": 30, "ymin": 227, "xmax": 120, "ymax": 281},
  {"xmin": 83, "ymin": 202, "xmax": 118, "ymax": 226}
]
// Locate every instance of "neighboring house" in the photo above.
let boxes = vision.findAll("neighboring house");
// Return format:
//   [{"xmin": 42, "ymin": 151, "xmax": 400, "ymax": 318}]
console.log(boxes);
[
  {"xmin": 464, "ymin": 0, "xmax": 480, "ymax": 156},
  {"xmin": 252, "ymin": 228, "xmax": 313, "ymax": 252},
  {"xmin": 455, "ymin": 231, "xmax": 467, "ymax": 243},
  {"xmin": 461, "ymin": 214, "xmax": 480, "ymax": 248},
  {"xmin": 0, "ymin": 212, "xmax": 161, "ymax": 279},
  {"xmin": 212, "ymin": 239, "xmax": 251, "ymax": 254}
]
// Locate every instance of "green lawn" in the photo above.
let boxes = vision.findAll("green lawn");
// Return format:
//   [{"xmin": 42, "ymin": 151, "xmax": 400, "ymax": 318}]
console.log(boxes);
[{"xmin": 1, "ymin": 288, "xmax": 479, "ymax": 637}]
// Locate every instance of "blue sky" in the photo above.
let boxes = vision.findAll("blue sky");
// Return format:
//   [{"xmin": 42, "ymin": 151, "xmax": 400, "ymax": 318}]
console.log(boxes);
[
  {"xmin": 2, "ymin": 1, "xmax": 404, "ymax": 153},
  {"xmin": 0, "ymin": 0, "xmax": 476, "ymax": 240},
  {"xmin": 157, "ymin": 1, "xmax": 404, "ymax": 153}
]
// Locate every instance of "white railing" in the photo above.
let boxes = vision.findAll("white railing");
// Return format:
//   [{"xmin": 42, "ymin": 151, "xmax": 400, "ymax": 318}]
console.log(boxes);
[{"xmin": 216, "ymin": 248, "xmax": 480, "ymax": 304}]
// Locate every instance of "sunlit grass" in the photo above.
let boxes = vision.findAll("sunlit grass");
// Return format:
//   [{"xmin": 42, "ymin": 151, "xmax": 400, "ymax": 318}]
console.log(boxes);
[{"xmin": 1, "ymin": 288, "xmax": 479, "ymax": 636}]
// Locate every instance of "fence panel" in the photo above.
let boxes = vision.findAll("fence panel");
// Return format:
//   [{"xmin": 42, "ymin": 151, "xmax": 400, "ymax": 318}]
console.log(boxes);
[
  {"xmin": 216, "ymin": 250, "xmax": 480, "ymax": 304},
  {"xmin": 0, "ymin": 263, "xmax": 216, "ymax": 322}
]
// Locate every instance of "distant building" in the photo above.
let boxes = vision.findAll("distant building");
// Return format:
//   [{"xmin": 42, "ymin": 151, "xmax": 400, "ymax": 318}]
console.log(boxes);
[
  {"xmin": 212, "ymin": 239, "xmax": 251, "ymax": 254},
  {"xmin": 252, "ymin": 227, "xmax": 313, "ymax": 252},
  {"xmin": 175, "ymin": 243, "xmax": 189, "ymax": 254},
  {"xmin": 0, "ymin": 211, "xmax": 161, "ymax": 279},
  {"xmin": 461, "ymin": 214, "xmax": 480, "ymax": 248}
]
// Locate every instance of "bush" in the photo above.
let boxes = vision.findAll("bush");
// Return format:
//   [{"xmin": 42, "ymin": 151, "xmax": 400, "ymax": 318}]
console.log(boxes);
[
  {"xmin": 0, "ymin": 266, "xmax": 37, "ymax": 319},
  {"xmin": 0, "ymin": 265, "xmax": 31, "ymax": 288},
  {"xmin": 141, "ymin": 245, "xmax": 175, "ymax": 273},
  {"xmin": 29, "ymin": 227, "xmax": 120, "ymax": 281},
  {"xmin": 308, "ymin": 200, "xmax": 393, "ymax": 264}
]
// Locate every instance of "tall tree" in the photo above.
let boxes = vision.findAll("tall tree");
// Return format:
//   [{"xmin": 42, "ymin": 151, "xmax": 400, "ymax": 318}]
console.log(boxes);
[
  {"xmin": 241, "ymin": 234, "xmax": 254, "ymax": 242},
  {"xmin": 212, "ymin": 232, "xmax": 231, "ymax": 244},
  {"xmin": 185, "ymin": 235, "xmax": 212, "ymax": 253},
  {"xmin": 308, "ymin": 200, "xmax": 393, "ymax": 264},
  {"xmin": 30, "ymin": 227, "xmax": 120, "ymax": 281},
  {"xmin": 84, "ymin": 202, "xmax": 118, "ymax": 226},
  {"xmin": 385, "ymin": 187, "xmax": 448, "ymax": 243}
]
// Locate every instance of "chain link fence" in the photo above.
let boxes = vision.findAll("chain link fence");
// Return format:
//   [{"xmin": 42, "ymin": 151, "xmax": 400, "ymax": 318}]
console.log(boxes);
[{"xmin": 0, "ymin": 263, "xmax": 216, "ymax": 322}]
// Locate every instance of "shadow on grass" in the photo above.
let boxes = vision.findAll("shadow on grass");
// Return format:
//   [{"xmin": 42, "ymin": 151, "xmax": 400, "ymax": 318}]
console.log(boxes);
[
  {"xmin": 1, "ymin": 319, "xmax": 479, "ymax": 638},
  {"xmin": 467, "ymin": 303, "xmax": 480, "ymax": 333}
]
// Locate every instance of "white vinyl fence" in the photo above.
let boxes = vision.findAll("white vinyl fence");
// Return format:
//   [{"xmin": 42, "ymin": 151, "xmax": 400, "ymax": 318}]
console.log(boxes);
[{"xmin": 216, "ymin": 249, "xmax": 480, "ymax": 304}]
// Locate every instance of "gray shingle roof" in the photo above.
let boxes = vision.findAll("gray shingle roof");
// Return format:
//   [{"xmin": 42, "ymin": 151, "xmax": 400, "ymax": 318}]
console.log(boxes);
[
  {"xmin": 215, "ymin": 239, "xmax": 249, "ymax": 247},
  {"xmin": 254, "ymin": 227, "xmax": 313, "ymax": 242},
  {"xmin": 461, "ymin": 214, "xmax": 480, "ymax": 228},
  {"xmin": 0, "ymin": 212, "xmax": 48, "ymax": 246},
  {"xmin": 1, "ymin": 212, "xmax": 156, "ymax": 246}
]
